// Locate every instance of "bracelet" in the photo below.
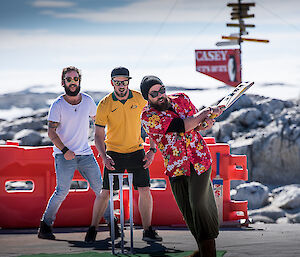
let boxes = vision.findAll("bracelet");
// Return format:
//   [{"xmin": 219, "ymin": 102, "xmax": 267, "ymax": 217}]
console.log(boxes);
[
  {"xmin": 149, "ymin": 147, "xmax": 157, "ymax": 153},
  {"xmin": 61, "ymin": 146, "xmax": 69, "ymax": 155}
]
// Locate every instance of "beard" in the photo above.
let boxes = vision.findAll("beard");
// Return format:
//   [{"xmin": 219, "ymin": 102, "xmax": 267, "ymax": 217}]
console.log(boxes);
[
  {"xmin": 64, "ymin": 84, "xmax": 81, "ymax": 96},
  {"xmin": 115, "ymin": 87, "xmax": 128, "ymax": 98},
  {"xmin": 149, "ymin": 96, "xmax": 170, "ymax": 111}
]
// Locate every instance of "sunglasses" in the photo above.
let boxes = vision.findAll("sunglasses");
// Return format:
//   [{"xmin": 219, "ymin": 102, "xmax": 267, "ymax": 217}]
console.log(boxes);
[
  {"xmin": 112, "ymin": 79, "xmax": 129, "ymax": 86},
  {"xmin": 149, "ymin": 86, "xmax": 166, "ymax": 98},
  {"xmin": 65, "ymin": 77, "xmax": 79, "ymax": 82}
]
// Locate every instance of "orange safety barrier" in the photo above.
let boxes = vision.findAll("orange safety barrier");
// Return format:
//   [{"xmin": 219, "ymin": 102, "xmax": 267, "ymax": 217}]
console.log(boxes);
[
  {"xmin": 0, "ymin": 143, "xmax": 103, "ymax": 228},
  {"xmin": 133, "ymin": 137, "xmax": 248, "ymax": 227},
  {"xmin": 132, "ymin": 139, "xmax": 184, "ymax": 226},
  {"xmin": 208, "ymin": 143, "xmax": 248, "ymax": 226},
  {"xmin": 0, "ymin": 137, "xmax": 248, "ymax": 229}
]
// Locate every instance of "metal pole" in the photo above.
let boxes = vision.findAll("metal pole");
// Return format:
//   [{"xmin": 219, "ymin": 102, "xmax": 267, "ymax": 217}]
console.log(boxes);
[
  {"xmin": 118, "ymin": 175, "xmax": 125, "ymax": 253},
  {"xmin": 109, "ymin": 173, "xmax": 134, "ymax": 254},
  {"xmin": 238, "ymin": 0, "xmax": 243, "ymax": 81},
  {"xmin": 109, "ymin": 174, "xmax": 115, "ymax": 255},
  {"xmin": 128, "ymin": 174, "xmax": 134, "ymax": 253}
]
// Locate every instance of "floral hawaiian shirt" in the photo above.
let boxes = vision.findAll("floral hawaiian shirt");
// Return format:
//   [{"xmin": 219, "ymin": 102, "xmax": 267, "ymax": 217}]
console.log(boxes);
[{"xmin": 141, "ymin": 93, "xmax": 212, "ymax": 177}]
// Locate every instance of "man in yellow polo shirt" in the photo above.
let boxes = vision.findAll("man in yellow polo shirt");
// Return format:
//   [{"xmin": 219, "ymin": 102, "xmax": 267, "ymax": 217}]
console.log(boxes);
[{"xmin": 85, "ymin": 67, "xmax": 162, "ymax": 243}]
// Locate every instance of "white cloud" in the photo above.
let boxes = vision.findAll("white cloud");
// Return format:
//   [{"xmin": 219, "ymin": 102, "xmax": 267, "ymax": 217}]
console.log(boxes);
[
  {"xmin": 38, "ymin": 0, "xmax": 227, "ymax": 23},
  {"xmin": 31, "ymin": 0, "xmax": 76, "ymax": 8},
  {"xmin": 33, "ymin": 0, "xmax": 300, "ymax": 26},
  {"xmin": 0, "ymin": 29, "xmax": 218, "ymax": 57}
]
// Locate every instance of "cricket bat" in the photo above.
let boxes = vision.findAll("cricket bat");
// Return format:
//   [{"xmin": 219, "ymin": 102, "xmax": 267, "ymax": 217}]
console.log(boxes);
[
  {"xmin": 215, "ymin": 81, "xmax": 254, "ymax": 111},
  {"xmin": 213, "ymin": 152, "xmax": 223, "ymax": 223},
  {"xmin": 202, "ymin": 81, "xmax": 254, "ymax": 127}
]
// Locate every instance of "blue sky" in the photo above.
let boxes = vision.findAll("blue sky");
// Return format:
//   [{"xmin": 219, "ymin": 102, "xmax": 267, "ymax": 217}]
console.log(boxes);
[{"xmin": 0, "ymin": 0, "xmax": 300, "ymax": 94}]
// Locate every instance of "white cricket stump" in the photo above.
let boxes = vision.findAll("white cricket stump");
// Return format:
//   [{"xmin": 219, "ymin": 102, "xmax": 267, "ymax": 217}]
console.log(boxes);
[
  {"xmin": 213, "ymin": 152, "xmax": 223, "ymax": 224},
  {"xmin": 109, "ymin": 173, "xmax": 134, "ymax": 254}
]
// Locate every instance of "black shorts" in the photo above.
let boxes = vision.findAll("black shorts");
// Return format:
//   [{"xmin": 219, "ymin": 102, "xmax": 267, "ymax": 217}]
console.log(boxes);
[{"xmin": 102, "ymin": 149, "xmax": 150, "ymax": 190}]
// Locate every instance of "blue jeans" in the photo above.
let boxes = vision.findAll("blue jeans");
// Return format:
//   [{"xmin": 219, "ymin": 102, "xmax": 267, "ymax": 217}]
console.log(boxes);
[{"xmin": 42, "ymin": 154, "xmax": 110, "ymax": 225}]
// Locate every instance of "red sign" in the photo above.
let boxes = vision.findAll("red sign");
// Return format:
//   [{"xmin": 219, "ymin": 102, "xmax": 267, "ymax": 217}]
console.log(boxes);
[{"xmin": 195, "ymin": 49, "xmax": 241, "ymax": 87}]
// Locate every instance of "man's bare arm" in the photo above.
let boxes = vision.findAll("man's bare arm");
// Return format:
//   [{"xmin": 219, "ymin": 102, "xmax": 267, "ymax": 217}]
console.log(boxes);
[
  {"xmin": 94, "ymin": 126, "xmax": 106, "ymax": 158},
  {"xmin": 143, "ymin": 137, "xmax": 156, "ymax": 169},
  {"xmin": 48, "ymin": 121, "xmax": 65, "ymax": 150},
  {"xmin": 184, "ymin": 106, "xmax": 224, "ymax": 132},
  {"xmin": 48, "ymin": 121, "xmax": 75, "ymax": 160},
  {"xmin": 95, "ymin": 125, "xmax": 115, "ymax": 170}
]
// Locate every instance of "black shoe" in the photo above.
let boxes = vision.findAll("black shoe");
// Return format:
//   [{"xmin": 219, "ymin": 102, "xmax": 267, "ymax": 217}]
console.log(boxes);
[
  {"xmin": 142, "ymin": 226, "xmax": 162, "ymax": 242},
  {"xmin": 37, "ymin": 221, "xmax": 55, "ymax": 240},
  {"xmin": 108, "ymin": 217, "xmax": 121, "ymax": 239},
  {"xmin": 85, "ymin": 226, "xmax": 97, "ymax": 243}
]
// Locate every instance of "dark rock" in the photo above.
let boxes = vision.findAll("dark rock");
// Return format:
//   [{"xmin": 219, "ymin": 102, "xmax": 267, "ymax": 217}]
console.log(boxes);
[
  {"xmin": 271, "ymin": 185, "xmax": 300, "ymax": 209},
  {"xmin": 231, "ymin": 182, "xmax": 270, "ymax": 209},
  {"xmin": 0, "ymin": 131, "xmax": 14, "ymax": 140},
  {"xmin": 205, "ymin": 94, "xmax": 300, "ymax": 185},
  {"xmin": 13, "ymin": 129, "xmax": 43, "ymax": 146},
  {"xmin": 248, "ymin": 205, "xmax": 286, "ymax": 221},
  {"xmin": 250, "ymin": 215, "xmax": 275, "ymax": 224}
]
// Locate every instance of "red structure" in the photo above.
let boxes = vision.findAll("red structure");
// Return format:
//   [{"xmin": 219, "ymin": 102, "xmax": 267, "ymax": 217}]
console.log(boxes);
[{"xmin": 0, "ymin": 138, "xmax": 248, "ymax": 228}]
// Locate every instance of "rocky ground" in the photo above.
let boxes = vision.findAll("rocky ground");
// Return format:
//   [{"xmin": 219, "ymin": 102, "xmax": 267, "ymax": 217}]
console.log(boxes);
[
  {"xmin": 0, "ymin": 89, "xmax": 107, "ymax": 146},
  {"xmin": 1, "ymin": 88, "xmax": 300, "ymax": 225}
]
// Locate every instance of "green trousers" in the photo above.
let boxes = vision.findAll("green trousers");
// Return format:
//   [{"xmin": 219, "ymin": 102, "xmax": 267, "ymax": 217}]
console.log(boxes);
[{"xmin": 169, "ymin": 165, "xmax": 219, "ymax": 247}]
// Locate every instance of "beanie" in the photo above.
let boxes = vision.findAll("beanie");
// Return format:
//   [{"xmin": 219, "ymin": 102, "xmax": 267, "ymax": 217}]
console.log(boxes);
[{"xmin": 140, "ymin": 75, "xmax": 163, "ymax": 100}]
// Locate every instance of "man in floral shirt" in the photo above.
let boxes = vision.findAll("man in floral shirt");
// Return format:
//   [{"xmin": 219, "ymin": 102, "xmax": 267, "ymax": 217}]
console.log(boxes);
[{"xmin": 140, "ymin": 75, "xmax": 224, "ymax": 257}]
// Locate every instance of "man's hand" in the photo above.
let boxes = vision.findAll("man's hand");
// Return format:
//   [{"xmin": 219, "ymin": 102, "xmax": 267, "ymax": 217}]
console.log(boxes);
[
  {"xmin": 64, "ymin": 150, "xmax": 75, "ymax": 160},
  {"xmin": 200, "ymin": 117, "xmax": 215, "ymax": 130},
  {"xmin": 210, "ymin": 105, "xmax": 225, "ymax": 118},
  {"xmin": 143, "ymin": 150, "xmax": 155, "ymax": 169},
  {"xmin": 201, "ymin": 105, "xmax": 225, "ymax": 129},
  {"xmin": 102, "ymin": 154, "xmax": 116, "ymax": 170}
]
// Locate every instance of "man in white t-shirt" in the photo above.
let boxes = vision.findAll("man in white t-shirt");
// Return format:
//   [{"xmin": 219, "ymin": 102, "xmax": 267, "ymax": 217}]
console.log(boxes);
[{"xmin": 37, "ymin": 66, "xmax": 118, "ymax": 240}]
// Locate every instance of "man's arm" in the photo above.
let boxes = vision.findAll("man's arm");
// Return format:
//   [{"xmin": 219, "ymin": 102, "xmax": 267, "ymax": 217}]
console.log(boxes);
[
  {"xmin": 94, "ymin": 125, "xmax": 115, "ymax": 170},
  {"xmin": 47, "ymin": 121, "xmax": 75, "ymax": 160},
  {"xmin": 143, "ymin": 137, "xmax": 156, "ymax": 169},
  {"xmin": 149, "ymin": 137, "xmax": 156, "ymax": 149},
  {"xmin": 183, "ymin": 106, "xmax": 224, "ymax": 132}
]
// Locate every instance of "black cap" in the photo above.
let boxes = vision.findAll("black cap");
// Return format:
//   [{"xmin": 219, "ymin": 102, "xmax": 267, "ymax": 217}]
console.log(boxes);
[
  {"xmin": 140, "ymin": 75, "xmax": 163, "ymax": 100},
  {"xmin": 111, "ymin": 67, "xmax": 132, "ymax": 79}
]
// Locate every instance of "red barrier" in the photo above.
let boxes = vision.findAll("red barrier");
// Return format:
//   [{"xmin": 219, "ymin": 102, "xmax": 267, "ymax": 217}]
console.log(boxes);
[
  {"xmin": 0, "ymin": 143, "xmax": 103, "ymax": 228},
  {"xmin": 133, "ymin": 137, "xmax": 248, "ymax": 227},
  {"xmin": 132, "ymin": 141, "xmax": 184, "ymax": 226},
  {"xmin": 208, "ymin": 143, "xmax": 248, "ymax": 225},
  {"xmin": 0, "ymin": 137, "xmax": 248, "ymax": 229}
]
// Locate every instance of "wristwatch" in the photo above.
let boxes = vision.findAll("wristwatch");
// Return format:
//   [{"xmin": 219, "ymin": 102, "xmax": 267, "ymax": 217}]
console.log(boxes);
[{"xmin": 149, "ymin": 147, "xmax": 157, "ymax": 153}]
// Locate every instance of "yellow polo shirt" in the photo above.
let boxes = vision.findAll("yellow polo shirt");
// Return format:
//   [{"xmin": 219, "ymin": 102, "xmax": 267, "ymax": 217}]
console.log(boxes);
[{"xmin": 95, "ymin": 90, "xmax": 147, "ymax": 153}]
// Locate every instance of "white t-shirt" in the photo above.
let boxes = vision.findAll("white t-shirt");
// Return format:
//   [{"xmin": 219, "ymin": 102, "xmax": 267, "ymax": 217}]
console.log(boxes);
[{"xmin": 48, "ymin": 93, "xmax": 97, "ymax": 155}]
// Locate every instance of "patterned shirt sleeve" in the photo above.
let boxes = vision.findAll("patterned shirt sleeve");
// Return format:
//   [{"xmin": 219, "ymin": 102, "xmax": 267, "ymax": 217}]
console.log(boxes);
[
  {"xmin": 141, "ymin": 109, "xmax": 174, "ymax": 139},
  {"xmin": 181, "ymin": 93, "xmax": 198, "ymax": 114}
]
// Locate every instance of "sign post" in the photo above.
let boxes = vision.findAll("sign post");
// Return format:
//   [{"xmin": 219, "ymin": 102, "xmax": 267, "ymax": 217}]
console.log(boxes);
[{"xmin": 213, "ymin": 0, "xmax": 269, "ymax": 85}]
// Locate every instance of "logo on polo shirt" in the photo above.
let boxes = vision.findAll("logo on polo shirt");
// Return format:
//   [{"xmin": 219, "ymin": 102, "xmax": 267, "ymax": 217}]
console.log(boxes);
[{"xmin": 131, "ymin": 105, "xmax": 137, "ymax": 109}]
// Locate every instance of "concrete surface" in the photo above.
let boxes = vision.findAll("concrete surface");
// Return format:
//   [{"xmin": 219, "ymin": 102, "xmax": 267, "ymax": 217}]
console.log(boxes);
[{"xmin": 0, "ymin": 224, "xmax": 300, "ymax": 257}]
